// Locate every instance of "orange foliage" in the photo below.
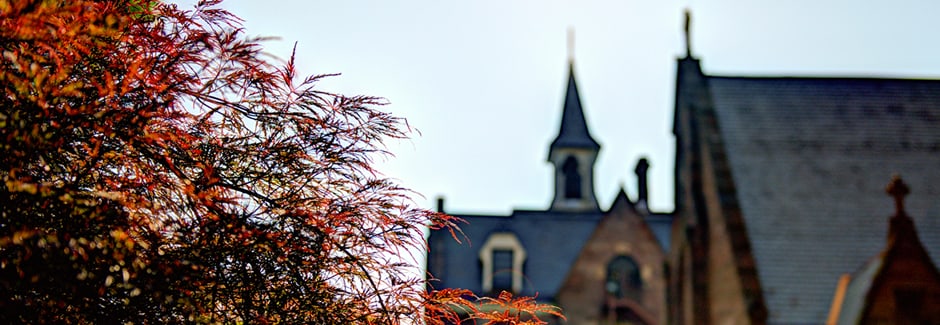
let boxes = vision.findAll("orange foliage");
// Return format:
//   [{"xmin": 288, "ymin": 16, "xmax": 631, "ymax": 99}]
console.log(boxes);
[
  {"xmin": 0, "ymin": 0, "xmax": 561, "ymax": 323},
  {"xmin": 425, "ymin": 289, "xmax": 564, "ymax": 325}
]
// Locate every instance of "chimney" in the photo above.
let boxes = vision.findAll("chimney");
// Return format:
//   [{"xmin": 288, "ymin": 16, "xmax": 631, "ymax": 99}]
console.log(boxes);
[
  {"xmin": 635, "ymin": 158, "xmax": 650, "ymax": 206},
  {"xmin": 436, "ymin": 196, "xmax": 445, "ymax": 213}
]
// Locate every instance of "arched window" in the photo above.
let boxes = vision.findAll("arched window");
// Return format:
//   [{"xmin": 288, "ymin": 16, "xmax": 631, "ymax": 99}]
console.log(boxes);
[
  {"xmin": 605, "ymin": 255, "xmax": 642, "ymax": 300},
  {"xmin": 562, "ymin": 156, "xmax": 582, "ymax": 199}
]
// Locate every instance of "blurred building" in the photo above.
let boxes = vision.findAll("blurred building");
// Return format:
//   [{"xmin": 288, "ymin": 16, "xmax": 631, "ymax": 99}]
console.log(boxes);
[
  {"xmin": 427, "ymin": 61, "xmax": 672, "ymax": 324},
  {"xmin": 670, "ymin": 53, "xmax": 940, "ymax": 325},
  {"xmin": 427, "ymin": 16, "xmax": 940, "ymax": 325}
]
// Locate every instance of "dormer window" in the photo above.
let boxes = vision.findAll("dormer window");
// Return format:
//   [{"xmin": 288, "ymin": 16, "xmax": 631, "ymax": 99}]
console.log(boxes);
[
  {"xmin": 491, "ymin": 249, "xmax": 514, "ymax": 292},
  {"xmin": 605, "ymin": 255, "xmax": 642, "ymax": 300},
  {"xmin": 562, "ymin": 156, "xmax": 582, "ymax": 199},
  {"xmin": 479, "ymin": 233, "xmax": 527, "ymax": 294}
]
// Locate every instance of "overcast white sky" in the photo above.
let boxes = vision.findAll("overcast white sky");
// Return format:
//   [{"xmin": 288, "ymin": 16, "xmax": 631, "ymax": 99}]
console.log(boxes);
[{"xmin": 204, "ymin": 0, "xmax": 940, "ymax": 215}]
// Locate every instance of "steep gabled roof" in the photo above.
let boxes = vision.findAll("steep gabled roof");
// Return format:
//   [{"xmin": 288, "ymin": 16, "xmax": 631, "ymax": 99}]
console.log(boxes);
[
  {"xmin": 677, "ymin": 61, "xmax": 767, "ymax": 323},
  {"xmin": 549, "ymin": 63, "xmax": 600, "ymax": 154},
  {"xmin": 829, "ymin": 176, "xmax": 940, "ymax": 324},
  {"xmin": 705, "ymin": 75, "xmax": 940, "ymax": 323},
  {"xmin": 555, "ymin": 188, "xmax": 666, "ymax": 324}
]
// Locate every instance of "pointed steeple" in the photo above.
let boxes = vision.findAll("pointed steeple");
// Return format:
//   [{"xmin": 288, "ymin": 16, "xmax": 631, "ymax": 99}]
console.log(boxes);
[
  {"xmin": 547, "ymin": 61, "xmax": 600, "ymax": 212},
  {"xmin": 549, "ymin": 63, "xmax": 600, "ymax": 154}
]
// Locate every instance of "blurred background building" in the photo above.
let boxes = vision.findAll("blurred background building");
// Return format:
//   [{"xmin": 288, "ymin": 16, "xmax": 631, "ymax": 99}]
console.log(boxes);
[{"xmin": 427, "ymin": 13, "xmax": 940, "ymax": 325}]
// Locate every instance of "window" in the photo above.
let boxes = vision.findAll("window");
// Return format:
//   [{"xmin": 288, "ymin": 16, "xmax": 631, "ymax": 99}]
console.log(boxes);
[
  {"xmin": 606, "ymin": 255, "xmax": 642, "ymax": 300},
  {"xmin": 491, "ymin": 249, "xmax": 514, "ymax": 292},
  {"xmin": 479, "ymin": 233, "xmax": 527, "ymax": 293},
  {"xmin": 562, "ymin": 156, "xmax": 582, "ymax": 199}
]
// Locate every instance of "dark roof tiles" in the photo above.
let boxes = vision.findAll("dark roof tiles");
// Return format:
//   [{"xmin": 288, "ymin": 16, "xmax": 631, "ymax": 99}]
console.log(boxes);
[
  {"xmin": 708, "ymin": 76, "xmax": 940, "ymax": 324},
  {"xmin": 428, "ymin": 207, "xmax": 674, "ymax": 301},
  {"xmin": 428, "ymin": 210, "xmax": 604, "ymax": 301}
]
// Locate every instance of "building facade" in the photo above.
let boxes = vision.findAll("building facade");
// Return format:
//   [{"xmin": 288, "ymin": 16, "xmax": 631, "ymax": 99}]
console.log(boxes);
[
  {"xmin": 427, "ymin": 20, "xmax": 940, "ymax": 324},
  {"xmin": 426, "ymin": 62, "xmax": 671, "ymax": 324},
  {"xmin": 670, "ymin": 53, "xmax": 940, "ymax": 324}
]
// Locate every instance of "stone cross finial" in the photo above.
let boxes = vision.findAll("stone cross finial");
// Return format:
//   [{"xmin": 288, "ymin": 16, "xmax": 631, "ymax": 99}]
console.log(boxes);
[
  {"xmin": 684, "ymin": 9, "xmax": 692, "ymax": 57},
  {"xmin": 886, "ymin": 174, "xmax": 910, "ymax": 216}
]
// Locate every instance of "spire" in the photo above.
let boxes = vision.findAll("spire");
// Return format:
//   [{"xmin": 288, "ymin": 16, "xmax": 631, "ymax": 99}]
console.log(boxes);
[
  {"xmin": 547, "ymin": 56, "xmax": 600, "ymax": 212},
  {"xmin": 684, "ymin": 9, "xmax": 693, "ymax": 58},
  {"xmin": 549, "ymin": 63, "xmax": 600, "ymax": 154}
]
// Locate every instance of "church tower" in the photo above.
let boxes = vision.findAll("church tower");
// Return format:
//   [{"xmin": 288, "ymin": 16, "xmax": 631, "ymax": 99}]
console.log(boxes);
[{"xmin": 548, "ymin": 62, "xmax": 600, "ymax": 212}]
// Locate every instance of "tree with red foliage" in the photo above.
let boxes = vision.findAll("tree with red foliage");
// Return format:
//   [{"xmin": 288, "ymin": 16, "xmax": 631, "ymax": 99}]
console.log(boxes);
[{"xmin": 0, "ymin": 0, "xmax": 561, "ymax": 323}]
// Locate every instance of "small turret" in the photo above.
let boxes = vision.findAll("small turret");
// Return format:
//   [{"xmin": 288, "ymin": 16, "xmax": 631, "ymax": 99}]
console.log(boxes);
[{"xmin": 548, "ymin": 62, "xmax": 600, "ymax": 212}]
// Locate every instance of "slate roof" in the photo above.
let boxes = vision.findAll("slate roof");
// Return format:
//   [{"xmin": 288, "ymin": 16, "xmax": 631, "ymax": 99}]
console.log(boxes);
[
  {"xmin": 549, "ymin": 63, "xmax": 600, "ymax": 153},
  {"xmin": 706, "ymin": 76, "xmax": 940, "ymax": 324},
  {"xmin": 427, "ymin": 204, "xmax": 673, "ymax": 302},
  {"xmin": 829, "ymin": 176, "xmax": 940, "ymax": 324},
  {"xmin": 427, "ymin": 210, "xmax": 604, "ymax": 301}
]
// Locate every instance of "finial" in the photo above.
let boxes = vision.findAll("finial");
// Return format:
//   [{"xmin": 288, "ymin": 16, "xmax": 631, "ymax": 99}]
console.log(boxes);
[
  {"xmin": 886, "ymin": 174, "xmax": 910, "ymax": 217},
  {"xmin": 567, "ymin": 26, "xmax": 575, "ymax": 63},
  {"xmin": 683, "ymin": 9, "xmax": 693, "ymax": 58}
]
